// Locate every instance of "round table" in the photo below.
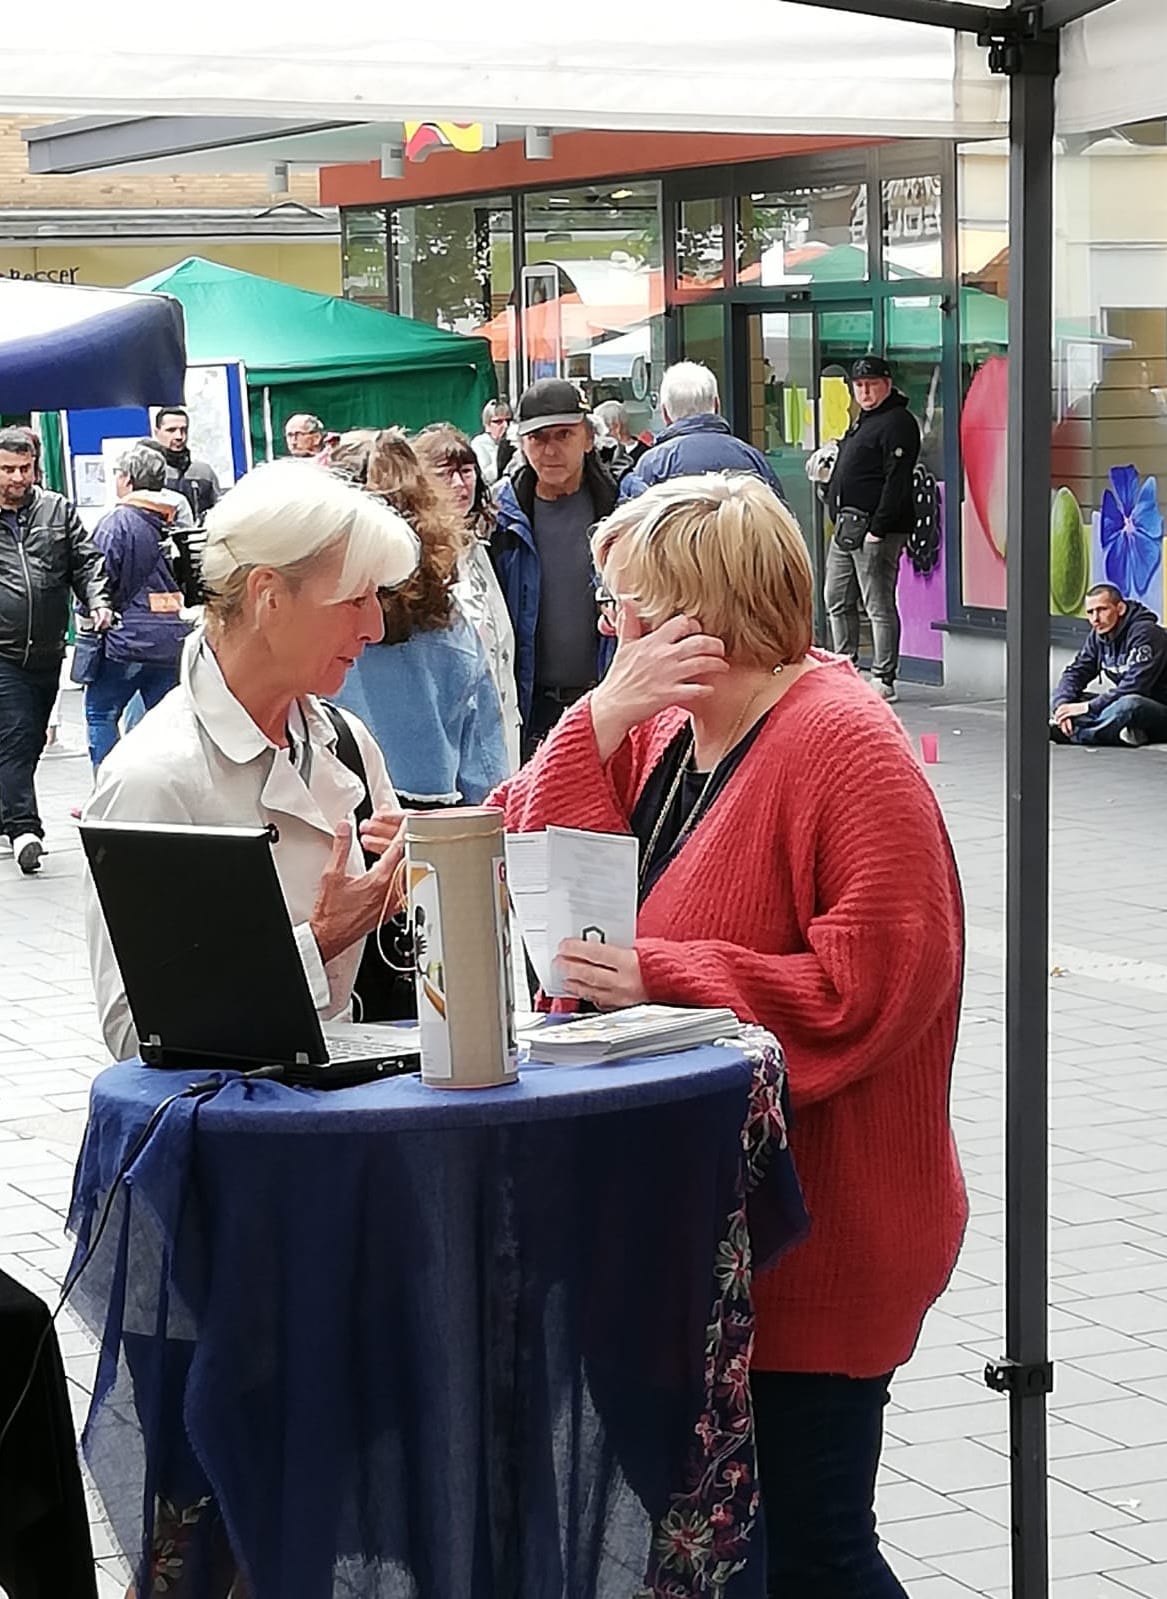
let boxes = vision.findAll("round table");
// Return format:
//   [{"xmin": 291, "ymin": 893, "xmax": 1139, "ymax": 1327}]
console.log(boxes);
[{"xmin": 68, "ymin": 1037, "xmax": 805, "ymax": 1599}]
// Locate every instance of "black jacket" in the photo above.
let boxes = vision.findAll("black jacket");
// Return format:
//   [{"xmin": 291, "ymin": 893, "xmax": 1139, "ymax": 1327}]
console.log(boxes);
[
  {"xmin": 827, "ymin": 390, "xmax": 921, "ymax": 537},
  {"xmin": 0, "ymin": 487, "xmax": 111, "ymax": 669}
]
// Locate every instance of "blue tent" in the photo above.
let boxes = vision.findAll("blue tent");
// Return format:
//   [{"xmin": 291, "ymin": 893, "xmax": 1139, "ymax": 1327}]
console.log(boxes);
[{"xmin": 0, "ymin": 279, "xmax": 185, "ymax": 413}]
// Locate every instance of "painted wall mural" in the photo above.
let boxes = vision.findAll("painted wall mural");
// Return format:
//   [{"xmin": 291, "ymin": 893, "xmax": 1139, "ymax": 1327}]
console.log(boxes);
[
  {"xmin": 898, "ymin": 485, "xmax": 946, "ymax": 664},
  {"xmin": 959, "ymin": 355, "xmax": 1167, "ymax": 621}
]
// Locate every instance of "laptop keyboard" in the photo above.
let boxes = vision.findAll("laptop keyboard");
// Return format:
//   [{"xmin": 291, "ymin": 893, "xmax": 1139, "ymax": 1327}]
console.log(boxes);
[{"xmin": 321, "ymin": 1023, "xmax": 421, "ymax": 1062}]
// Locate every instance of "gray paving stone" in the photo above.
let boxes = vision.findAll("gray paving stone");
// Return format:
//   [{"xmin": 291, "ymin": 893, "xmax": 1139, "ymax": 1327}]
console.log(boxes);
[
  {"xmin": 875, "ymin": 1479, "xmax": 959, "ymax": 1523},
  {"xmin": 954, "ymin": 1479, "xmax": 1140, "ymax": 1536},
  {"xmin": 1056, "ymin": 1448, "xmax": 1167, "ymax": 1495},
  {"xmin": 883, "ymin": 1509, "xmax": 1005, "ymax": 1558},
  {"xmin": 1073, "ymin": 1402, "xmax": 1167, "ymax": 1450},
  {"xmin": 1108, "ymin": 1563, "xmax": 1167, "ymax": 1598}
]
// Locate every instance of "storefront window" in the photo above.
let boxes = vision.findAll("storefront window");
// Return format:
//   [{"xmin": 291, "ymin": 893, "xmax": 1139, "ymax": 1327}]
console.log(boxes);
[
  {"xmin": 678, "ymin": 303, "xmax": 727, "ymax": 399},
  {"xmin": 341, "ymin": 209, "xmax": 389, "ymax": 307},
  {"xmin": 391, "ymin": 199, "xmax": 514, "ymax": 332},
  {"xmin": 881, "ymin": 175, "xmax": 944, "ymax": 280},
  {"xmin": 885, "ymin": 294, "xmax": 945, "ymax": 477},
  {"xmin": 676, "ymin": 199, "xmax": 725, "ymax": 291},
  {"xmin": 737, "ymin": 184, "xmax": 868, "ymax": 286},
  {"xmin": 521, "ymin": 180, "xmax": 664, "ymax": 431},
  {"xmin": 390, "ymin": 197, "xmax": 514, "ymax": 395},
  {"xmin": 957, "ymin": 141, "xmax": 1009, "ymax": 612},
  {"xmin": 1050, "ymin": 120, "xmax": 1167, "ymax": 621}
]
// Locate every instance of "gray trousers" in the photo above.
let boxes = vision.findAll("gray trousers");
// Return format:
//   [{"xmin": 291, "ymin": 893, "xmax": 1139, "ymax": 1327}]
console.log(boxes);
[{"xmin": 824, "ymin": 533, "xmax": 906, "ymax": 684}]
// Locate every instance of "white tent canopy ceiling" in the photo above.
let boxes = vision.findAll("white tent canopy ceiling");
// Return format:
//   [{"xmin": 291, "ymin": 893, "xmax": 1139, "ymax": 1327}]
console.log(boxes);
[
  {"xmin": 6, "ymin": 0, "xmax": 1018, "ymax": 140},
  {"xmin": 10, "ymin": 2, "xmax": 1161, "ymax": 154}
]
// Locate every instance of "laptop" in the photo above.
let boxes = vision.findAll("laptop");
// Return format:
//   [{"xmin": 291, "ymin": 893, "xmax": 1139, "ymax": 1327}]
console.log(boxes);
[{"xmin": 81, "ymin": 820, "xmax": 421, "ymax": 1088}]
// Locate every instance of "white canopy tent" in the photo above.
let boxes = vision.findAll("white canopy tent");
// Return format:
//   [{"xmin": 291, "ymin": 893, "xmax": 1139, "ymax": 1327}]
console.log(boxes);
[
  {"xmin": 5, "ymin": 0, "xmax": 1163, "ymax": 146},
  {"xmin": 5, "ymin": 1, "xmax": 1014, "ymax": 136}
]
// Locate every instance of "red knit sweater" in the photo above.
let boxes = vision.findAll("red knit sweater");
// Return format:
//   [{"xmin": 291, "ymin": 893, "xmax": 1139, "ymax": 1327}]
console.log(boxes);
[{"xmin": 495, "ymin": 660, "xmax": 968, "ymax": 1377}]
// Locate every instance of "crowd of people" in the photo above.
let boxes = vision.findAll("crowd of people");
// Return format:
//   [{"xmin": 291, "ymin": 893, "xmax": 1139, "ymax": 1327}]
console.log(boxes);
[{"xmin": 3, "ymin": 355, "xmax": 1164, "ymax": 887}]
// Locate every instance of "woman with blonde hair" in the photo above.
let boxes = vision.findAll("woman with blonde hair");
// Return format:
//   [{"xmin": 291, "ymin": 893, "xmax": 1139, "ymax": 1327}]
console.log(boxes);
[
  {"xmin": 331, "ymin": 429, "xmax": 508, "ymax": 807},
  {"xmin": 494, "ymin": 473, "xmax": 967, "ymax": 1597}
]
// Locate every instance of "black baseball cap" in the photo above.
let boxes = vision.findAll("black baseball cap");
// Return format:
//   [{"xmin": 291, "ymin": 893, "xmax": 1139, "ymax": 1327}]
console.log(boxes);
[
  {"xmin": 516, "ymin": 378, "xmax": 587, "ymax": 437},
  {"xmin": 851, "ymin": 355, "xmax": 893, "ymax": 380}
]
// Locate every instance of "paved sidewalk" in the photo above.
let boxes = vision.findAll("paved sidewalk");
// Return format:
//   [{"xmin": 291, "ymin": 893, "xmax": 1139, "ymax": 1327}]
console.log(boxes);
[{"xmin": 3, "ymin": 681, "xmax": 1167, "ymax": 1597}]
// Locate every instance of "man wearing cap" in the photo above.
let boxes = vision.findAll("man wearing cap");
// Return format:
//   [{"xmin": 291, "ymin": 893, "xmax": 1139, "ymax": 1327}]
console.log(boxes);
[
  {"xmin": 493, "ymin": 378, "xmax": 620, "ymax": 758},
  {"xmin": 825, "ymin": 356, "xmax": 921, "ymax": 703}
]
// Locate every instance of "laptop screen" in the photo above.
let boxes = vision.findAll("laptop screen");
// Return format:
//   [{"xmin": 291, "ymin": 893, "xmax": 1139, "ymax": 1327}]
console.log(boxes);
[{"xmin": 82, "ymin": 821, "xmax": 330, "ymax": 1068}]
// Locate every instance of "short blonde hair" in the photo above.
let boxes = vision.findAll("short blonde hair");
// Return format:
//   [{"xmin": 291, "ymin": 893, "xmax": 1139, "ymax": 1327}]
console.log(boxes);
[
  {"xmin": 201, "ymin": 458, "xmax": 418, "ymax": 627},
  {"xmin": 592, "ymin": 474, "xmax": 812, "ymax": 668}
]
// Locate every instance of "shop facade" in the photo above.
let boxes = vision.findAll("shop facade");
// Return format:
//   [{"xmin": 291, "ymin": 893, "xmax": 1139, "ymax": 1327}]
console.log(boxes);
[{"xmin": 325, "ymin": 117, "xmax": 1167, "ymax": 691}]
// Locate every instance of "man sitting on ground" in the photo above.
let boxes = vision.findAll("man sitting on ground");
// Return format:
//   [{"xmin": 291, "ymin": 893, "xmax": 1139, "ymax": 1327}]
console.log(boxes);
[{"xmin": 1051, "ymin": 583, "xmax": 1167, "ymax": 746}]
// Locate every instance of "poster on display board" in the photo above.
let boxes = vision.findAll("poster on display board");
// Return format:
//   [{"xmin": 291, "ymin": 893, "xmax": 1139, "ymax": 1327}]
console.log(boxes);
[{"xmin": 58, "ymin": 360, "xmax": 251, "ymax": 530}]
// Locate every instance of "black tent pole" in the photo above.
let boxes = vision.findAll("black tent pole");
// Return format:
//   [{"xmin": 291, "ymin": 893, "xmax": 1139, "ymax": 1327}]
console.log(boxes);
[{"xmin": 982, "ymin": 17, "xmax": 1059, "ymax": 1599}]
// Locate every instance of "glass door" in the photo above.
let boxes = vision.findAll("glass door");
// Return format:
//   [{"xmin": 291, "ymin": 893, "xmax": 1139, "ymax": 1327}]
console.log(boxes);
[{"xmin": 737, "ymin": 304, "xmax": 876, "ymax": 640}]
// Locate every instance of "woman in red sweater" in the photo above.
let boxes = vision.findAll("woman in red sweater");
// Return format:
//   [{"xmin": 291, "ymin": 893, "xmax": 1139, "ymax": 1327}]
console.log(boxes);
[{"xmin": 495, "ymin": 473, "xmax": 967, "ymax": 1596}]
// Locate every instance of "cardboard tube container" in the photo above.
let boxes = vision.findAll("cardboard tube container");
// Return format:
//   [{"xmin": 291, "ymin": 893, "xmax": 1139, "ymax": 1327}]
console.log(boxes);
[{"xmin": 405, "ymin": 807, "xmax": 518, "ymax": 1089}]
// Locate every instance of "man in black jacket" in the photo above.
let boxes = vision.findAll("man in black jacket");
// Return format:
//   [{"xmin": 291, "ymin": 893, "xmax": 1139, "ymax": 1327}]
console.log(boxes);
[
  {"xmin": 149, "ymin": 406, "xmax": 221, "ymax": 522},
  {"xmin": 824, "ymin": 356, "xmax": 921, "ymax": 702},
  {"xmin": 0, "ymin": 429, "xmax": 112, "ymax": 874},
  {"xmin": 1051, "ymin": 585, "xmax": 1167, "ymax": 746}
]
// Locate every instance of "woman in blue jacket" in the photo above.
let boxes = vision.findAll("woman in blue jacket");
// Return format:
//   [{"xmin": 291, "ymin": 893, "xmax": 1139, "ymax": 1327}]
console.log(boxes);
[
  {"xmin": 331, "ymin": 430, "xmax": 509, "ymax": 807},
  {"xmin": 83, "ymin": 443, "xmax": 191, "ymax": 768}
]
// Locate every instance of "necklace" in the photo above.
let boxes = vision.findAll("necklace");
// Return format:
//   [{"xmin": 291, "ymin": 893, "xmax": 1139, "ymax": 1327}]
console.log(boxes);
[{"xmin": 638, "ymin": 676, "xmax": 776, "ymax": 887}]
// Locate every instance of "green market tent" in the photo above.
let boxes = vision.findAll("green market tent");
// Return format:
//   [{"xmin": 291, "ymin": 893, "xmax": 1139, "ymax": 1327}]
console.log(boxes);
[{"xmin": 129, "ymin": 257, "xmax": 496, "ymax": 457}]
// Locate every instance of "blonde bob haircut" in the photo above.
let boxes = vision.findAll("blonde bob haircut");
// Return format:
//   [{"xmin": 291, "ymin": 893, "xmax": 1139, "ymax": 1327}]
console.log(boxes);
[
  {"xmin": 592, "ymin": 473, "xmax": 813, "ymax": 668},
  {"xmin": 201, "ymin": 458, "xmax": 419, "ymax": 628}
]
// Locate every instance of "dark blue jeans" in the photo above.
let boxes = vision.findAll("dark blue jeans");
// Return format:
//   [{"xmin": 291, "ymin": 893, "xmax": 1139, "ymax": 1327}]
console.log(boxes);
[
  {"xmin": 85, "ymin": 658, "xmax": 177, "ymax": 769},
  {"xmin": 0, "ymin": 655, "xmax": 60, "ymax": 840},
  {"xmin": 1063, "ymin": 692, "xmax": 1167, "ymax": 746},
  {"xmin": 753, "ymin": 1370, "xmax": 906, "ymax": 1598}
]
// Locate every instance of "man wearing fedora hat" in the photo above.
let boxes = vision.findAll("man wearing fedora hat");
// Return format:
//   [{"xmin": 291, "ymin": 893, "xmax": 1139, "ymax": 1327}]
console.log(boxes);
[
  {"xmin": 824, "ymin": 356, "xmax": 921, "ymax": 703},
  {"xmin": 493, "ymin": 378, "xmax": 620, "ymax": 757}
]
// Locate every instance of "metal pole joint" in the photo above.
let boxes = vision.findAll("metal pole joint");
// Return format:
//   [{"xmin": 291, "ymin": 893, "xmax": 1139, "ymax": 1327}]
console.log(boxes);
[
  {"xmin": 984, "ymin": 1358, "xmax": 1056, "ymax": 1398},
  {"xmin": 978, "ymin": 7, "xmax": 1060, "ymax": 75}
]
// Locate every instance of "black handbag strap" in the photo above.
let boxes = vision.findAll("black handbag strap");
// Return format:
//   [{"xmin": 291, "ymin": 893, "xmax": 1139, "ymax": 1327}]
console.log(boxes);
[
  {"xmin": 321, "ymin": 702, "xmax": 375, "ymax": 863},
  {"xmin": 320, "ymin": 701, "xmax": 417, "ymax": 1022}
]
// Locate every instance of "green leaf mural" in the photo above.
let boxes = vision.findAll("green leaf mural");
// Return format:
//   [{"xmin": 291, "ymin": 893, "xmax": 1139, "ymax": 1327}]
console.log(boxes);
[{"xmin": 1050, "ymin": 487, "xmax": 1089, "ymax": 616}]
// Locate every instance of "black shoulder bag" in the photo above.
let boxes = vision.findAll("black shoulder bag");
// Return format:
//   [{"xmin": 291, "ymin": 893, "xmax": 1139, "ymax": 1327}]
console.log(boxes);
[{"xmin": 321, "ymin": 704, "xmax": 417, "ymax": 1022}]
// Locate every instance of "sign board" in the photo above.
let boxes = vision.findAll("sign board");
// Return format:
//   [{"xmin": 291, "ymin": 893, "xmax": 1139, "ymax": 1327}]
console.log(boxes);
[{"xmin": 60, "ymin": 360, "xmax": 251, "ymax": 528}]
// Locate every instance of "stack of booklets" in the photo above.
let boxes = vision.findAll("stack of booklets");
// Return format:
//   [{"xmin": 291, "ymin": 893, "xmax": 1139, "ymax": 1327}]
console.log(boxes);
[{"xmin": 525, "ymin": 1005, "xmax": 740, "ymax": 1064}]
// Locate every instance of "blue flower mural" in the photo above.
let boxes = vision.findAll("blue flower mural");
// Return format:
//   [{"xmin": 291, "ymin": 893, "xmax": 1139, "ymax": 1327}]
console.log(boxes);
[{"xmin": 1100, "ymin": 465, "xmax": 1164, "ymax": 600}]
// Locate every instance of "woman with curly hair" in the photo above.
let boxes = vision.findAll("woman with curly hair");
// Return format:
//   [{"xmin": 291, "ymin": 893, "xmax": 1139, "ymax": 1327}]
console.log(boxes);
[
  {"xmin": 413, "ymin": 423, "xmax": 520, "ymax": 771},
  {"xmin": 330, "ymin": 429, "xmax": 508, "ymax": 807}
]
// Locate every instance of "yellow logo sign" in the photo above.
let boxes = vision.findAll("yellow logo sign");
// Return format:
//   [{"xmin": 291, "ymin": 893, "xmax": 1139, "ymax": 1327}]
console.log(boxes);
[{"xmin": 404, "ymin": 123, "xmax": 486, "ymax": 163}]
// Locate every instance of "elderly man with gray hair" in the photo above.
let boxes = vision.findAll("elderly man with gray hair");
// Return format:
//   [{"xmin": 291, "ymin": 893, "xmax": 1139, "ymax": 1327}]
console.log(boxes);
[
  {"xmin": 620, "ymin": 360, "xmax": 787, "ymax": 503},
  {"xmin": 82, "ymin": 442, "xmax": 195, "ymax": 769}
]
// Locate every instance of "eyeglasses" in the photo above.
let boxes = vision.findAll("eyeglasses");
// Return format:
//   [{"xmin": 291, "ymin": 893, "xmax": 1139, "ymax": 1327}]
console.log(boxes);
[
  {"xmin": 435, "ymin": 463, "xmax": 477, "ymax": 482},
  {"xmin": 286, "ymin": 430, "xmax": 320, "ymax": 439}
]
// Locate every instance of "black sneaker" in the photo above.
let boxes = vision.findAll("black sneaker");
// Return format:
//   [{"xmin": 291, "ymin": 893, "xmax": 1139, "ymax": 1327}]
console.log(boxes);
[{"xmin": 14, "ymin": 833, "xmax": 43, "ymax": 875}]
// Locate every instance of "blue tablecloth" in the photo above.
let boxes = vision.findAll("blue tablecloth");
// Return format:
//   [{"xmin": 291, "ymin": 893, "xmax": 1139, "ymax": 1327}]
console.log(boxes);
[{"xmin": 68, "ymin": 1032, "xmax": 806, "ymax": 1599}]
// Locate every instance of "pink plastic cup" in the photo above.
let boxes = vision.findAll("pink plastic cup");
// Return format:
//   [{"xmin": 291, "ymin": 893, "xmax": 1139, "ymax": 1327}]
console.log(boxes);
[{"xmin": 920, "ymin": 733, "xmax": 940, "ymax": 765}]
